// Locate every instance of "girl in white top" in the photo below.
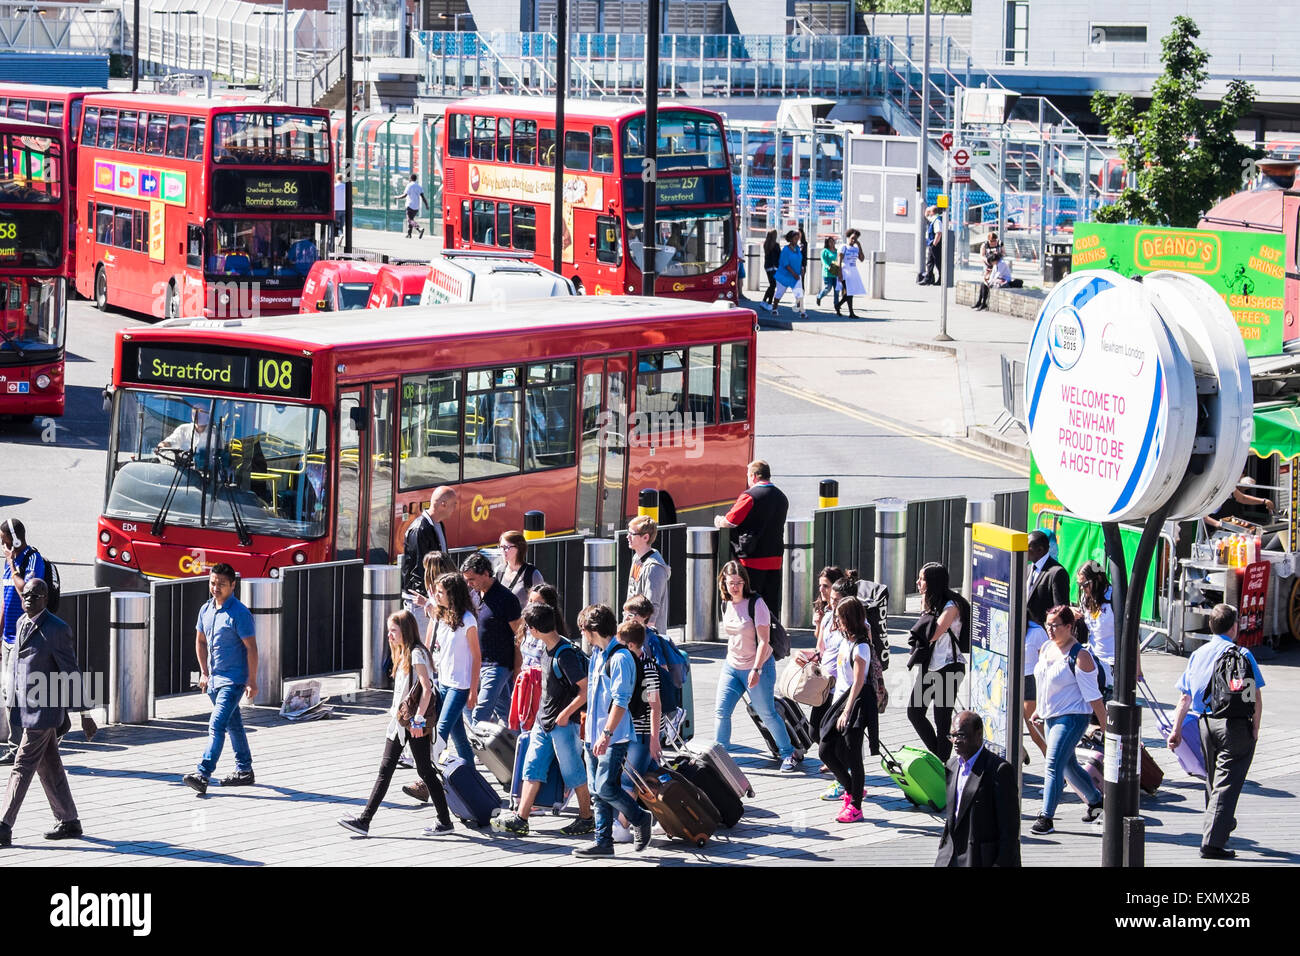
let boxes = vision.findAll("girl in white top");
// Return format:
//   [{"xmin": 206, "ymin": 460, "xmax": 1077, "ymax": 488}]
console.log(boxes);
[
  {"xmin": 908, "ymin": 562, "xmax": 965, "ymax": 762},
  {"xmin": 1028, "ymin": 605, "xmax": 1106, "ymax": 833},
  {"xmin": 1076, "ymin": 560, "xmax": 1117, "ymax": 672},
  {"xmin": 427, "ymin": 571, "xmax": 480, "ymax": 763},
  {"xmin": 819, "ymin": 596, "xmax": 877, "ymax": 824},
  {"xmin": 797, "ymin": 566, "xmax": 846, "ymax": 780},
  {"xmin": 338, "ymin": 610, "xmax": 453, "ymax": 836}
]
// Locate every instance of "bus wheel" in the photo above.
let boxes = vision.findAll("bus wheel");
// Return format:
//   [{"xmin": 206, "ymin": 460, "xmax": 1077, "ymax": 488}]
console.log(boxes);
[
  {"xmin": 165, "ymin": 282, "xmax": 180, "ymax": 321},
  {"xmin": 93, "ymin": 267, "xmax": 108, "ymax": 312}
]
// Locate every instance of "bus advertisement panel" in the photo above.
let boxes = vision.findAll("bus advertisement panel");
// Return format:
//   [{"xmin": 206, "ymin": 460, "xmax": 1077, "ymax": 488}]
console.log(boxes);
[
  {"xmin": 74, "ymin": 95, "xmax": 333, "ymax": 319},
  {"xmin": 96, "ymin": 298, "xmax": 755, "ymax": 588}
]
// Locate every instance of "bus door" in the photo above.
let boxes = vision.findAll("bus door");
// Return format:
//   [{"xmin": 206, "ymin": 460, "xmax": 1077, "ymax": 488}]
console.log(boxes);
[
  {"xmin": 334, "ymin": 382, "xmax": 397, "ymax": 562},
  {"xmin": 576, "ymin": 355, "xmax": 629, "ymax": 535}
]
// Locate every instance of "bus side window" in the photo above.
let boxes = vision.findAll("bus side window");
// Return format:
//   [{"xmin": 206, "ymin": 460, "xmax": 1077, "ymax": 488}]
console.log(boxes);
[
  {"xmin": 471, "ymin": 200, "xmax": 494, "ymax": 244},
  {"xmin": 81, "ymin": 106, "xmax": 99, "ymax": 146},
  {"xmin": 595, "ymin": 215, "xmax": 620, "ymax": 265},
  {"xmin": 636, "ymin": 349, "xmax": 685, "ymax": 420},
  {"xmin": 719, "ymin": 342, "xmax": 749, "ymax": 423},
  {"xmin": 187, "ymin": 225, "xmax": 203, "ymax": 269},
  {"xmin": 496, "ymin": 202, "xmax": 511, "ymax": 248},
  {"xmin": 592, "ymin": 125, "xmax": 613, "ymax": 173},
  {"xmin": 524, "ymin": 360, "xmax": 576, "ymax": 471},
  {"xmin": 461, "ymin": 200, "xmax": 471, "ymax": 244},
  {"xmin": 687, "ymin": 345, "xmax": 717, "ymax": 425},
  {"xmin": 118, "ymin": 111, "xmax": 139, "ymax": 152},
  {"xmin": 473, "ymin": 115, "xmax": 495, "ymax": 161},
  {"xmin": 166, "ymin": 116, "xmax": 188, "ymax": 158},
  {"xmin": 564, "ymin": 131, "xmax": 590, "ymax": 171},
  {"xmin": 97, "ymin": 109, "xmax": 118, "ymax": 149},
  {"xmin": 145, "ymin": 113, "xmax": 167, "ymax": 154},
  {"xmin": 538, "ymin": 127, "xmax": 556, "ymax": 168},
  {"xmin": 497, "ymin": 117, "xmax": 511, "ymax": 164},
  {"xmin": 513, "ymin": 119, "xmax": 537, "ymax": 165},
  {"xmin": 511, "ymin": 204, "xmax": 536, "ymax": 252},
  {"xmin": 448, "ymin": 113, "xmax": 470, "ymax": 158},
  {"xmin": 464, "ymin": 367, "xmax": 521, "ymax": 479},
  {"xmin": 400, "ymin": 371, "xmax": 461, "ymax": 489},
  {"xmin": 187, "ymin": 119, "xmax": 206, "ymax": 161}
]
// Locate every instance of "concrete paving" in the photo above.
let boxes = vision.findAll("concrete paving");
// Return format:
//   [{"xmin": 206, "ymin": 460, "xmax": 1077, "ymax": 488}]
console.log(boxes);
[{"xmin": 4, "ymin": 620, "xmax": 1295, "ymax": 867}]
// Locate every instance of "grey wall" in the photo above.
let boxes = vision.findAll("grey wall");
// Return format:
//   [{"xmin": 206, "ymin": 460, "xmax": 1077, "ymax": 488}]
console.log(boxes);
[
  {"xmin": 728, "ymin": 0, "xmax": 791, "ymax": 37},
  {"xmin": 468, "ymin": 0, "xmax": 528, "ymax": 30}
]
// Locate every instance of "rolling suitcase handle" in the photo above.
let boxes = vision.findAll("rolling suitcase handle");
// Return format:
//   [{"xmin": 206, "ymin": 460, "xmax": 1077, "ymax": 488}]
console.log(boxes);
[{"xmin": 1136, "ymin": 675, "xmax": 1174, "ymax": 735}]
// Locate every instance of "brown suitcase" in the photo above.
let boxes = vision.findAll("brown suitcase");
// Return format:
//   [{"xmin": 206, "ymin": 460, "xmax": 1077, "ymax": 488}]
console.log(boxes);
[
  {"xmin": 627, "ymin": 765, "xmax": 721, "ymax": 848},
  {"xmin": 1139, "ymin": 744, "xmax": 1164, "ymax": 795}
]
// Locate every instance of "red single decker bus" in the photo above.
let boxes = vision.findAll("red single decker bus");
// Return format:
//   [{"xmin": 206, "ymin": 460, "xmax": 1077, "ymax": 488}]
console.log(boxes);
[
  {"xmin": 74, "ymin": 94, "xmax": 333, "ymax": 319},
  {"xmin": 442, "ymin": 96, "xmax": 739, "ymax": 301},
  {"xmin": 0, "ymin": 119, "xmax": 68, "ymax": 421},
  {"xmin": 0, "ymin": 83, "xmax": 101, "ymax": 288},
  {"xmin": 96, "ymin": 297, "xmax": 755, "ymax": 589}
]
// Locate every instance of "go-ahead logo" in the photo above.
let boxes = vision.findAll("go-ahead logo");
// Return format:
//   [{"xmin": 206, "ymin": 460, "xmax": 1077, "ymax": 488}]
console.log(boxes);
[{"xmin": 1047, "ymin": 306, "xmax": 1085, "ymax": 371}]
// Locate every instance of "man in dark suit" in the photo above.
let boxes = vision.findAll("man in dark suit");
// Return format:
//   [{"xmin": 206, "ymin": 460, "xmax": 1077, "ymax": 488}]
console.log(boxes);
[
  {"xmin": 401, "ymin": 485, "xmax": 458, "ymax": 633},
  {"xmin": 0, "ymin": 578, "xmax": 96, "ymax": 847},
  {"xmin": 935, "ymin": 710, "xmax": 1020, "ymax": 867},
  {"xmin": 1025, "ymin": 530, "xmax": 1069, "ymax": 628}
]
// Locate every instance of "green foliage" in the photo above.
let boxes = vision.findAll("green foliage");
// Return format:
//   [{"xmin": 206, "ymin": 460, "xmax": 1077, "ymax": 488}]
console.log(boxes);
[
  {"xmin": 857, "ymin": 0, "xmax": 971, "ymax": 13},
  {"xmin": 1090, "ymin": 16, "xmax": 1260, "ymax": 228}
]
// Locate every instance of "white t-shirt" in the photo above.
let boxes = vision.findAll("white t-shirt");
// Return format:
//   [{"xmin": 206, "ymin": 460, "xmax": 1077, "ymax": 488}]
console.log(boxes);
[
  {"xmin": 928, "ymin": 600, "xmax": 965, "ymax": 670},
  {"xmin": 722, "ymin": 596, "xmax": 771, "ymax": 670},
  {"xmin": 834, "ymin": 639, "xmax": 871, "ymax": 696},
  {"xmin": 1083, "ymin": 605, "xmax": 1115, "ymax": 667},
  {"xmin": 1024, "ymin": 622, "xmax": 1049, "ymax": 677},
  {"xmin": 1033, "ymin": 640, "xmax": 1102, "ymax": 720},
  {"xmin": 822, "ymin": 628, "xmax": 845, "ymax": 683},
  {"xmin": 404, "ymin": 181, "xmax": 424, "ymax": 210},
  {"xmin": 387, "ymin": 645, "xmax": 433, "ymax": 741},
  {"xmin": 432, "ymin": 610, "xmax": 478, "ymax": 690},
  {"xmin": 333, "ymin": 181, "xmax": 346, "ymax": 212}
]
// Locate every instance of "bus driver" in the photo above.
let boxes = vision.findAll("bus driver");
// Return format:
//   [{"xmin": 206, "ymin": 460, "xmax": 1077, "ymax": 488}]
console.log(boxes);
[{"xmin": 157, "ymin": 406, "xmax": 212, "ymax": 469}]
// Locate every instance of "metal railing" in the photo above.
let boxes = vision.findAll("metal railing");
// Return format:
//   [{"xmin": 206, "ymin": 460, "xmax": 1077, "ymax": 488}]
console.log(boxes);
[{"xmin": 0, "ymin": 2, "xmax": 123, "ymax": 55}]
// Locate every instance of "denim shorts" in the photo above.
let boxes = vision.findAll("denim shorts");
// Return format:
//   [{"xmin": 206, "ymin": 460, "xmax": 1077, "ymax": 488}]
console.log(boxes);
[{"xmin": 522, "ymin": 722, "xmax": 586, "ymax": 789}]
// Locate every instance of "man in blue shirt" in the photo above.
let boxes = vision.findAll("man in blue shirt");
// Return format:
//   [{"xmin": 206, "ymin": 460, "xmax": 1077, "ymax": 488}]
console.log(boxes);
[
  {"xmin": 183, "ymin": 563, "xmax": 259, "ymax": 795},
  {"xmin": 1, "ymin": 518, "xmax": 45, "ymax": 765},
  {"xmin": 1167, "ymin": 604, "xmax": 1265, "ymax": 860},
  {"xmin": 573, "ymin": 604, "xmax": 651, "ymax": 857}
]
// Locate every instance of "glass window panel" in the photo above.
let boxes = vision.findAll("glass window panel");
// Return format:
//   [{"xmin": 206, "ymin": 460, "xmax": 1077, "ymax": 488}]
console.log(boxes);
[
  {"xmin": 636, "ymin": 349, "xmax": 685, "ymax": 418},
  {"xmin": 28, "ymin": 100, "xmax": 47, "ymax": 126},
  {"xmin": 81, "ymin": 106, "xmax": 99, "ymax": 146},
  {"xmin": 166, "ymin": 115, "xmax": 188, "ymax": 157},
  {"xmin": 473, "ymin": 115, "xmax": 496, "ymax": 160},
  {"xmin": 511, "ymin": 204, "xmax": 535, "ymax": 252},
  {"xmin": 496, "ymin": 203, "xmax": 511, "ymax": 248},
  {"xmin": 687, "ymin": 345, "xmax": 716, "ymax": 425},
  {"xmin": 497, "ymin": 117, "xmax": 512, "ymax": 163},
  {"xmin": 464, "ymin": 386, "xmax": 520, "ymax": 479},
  {"xmin": 525, "ymin": 378, "xmax": 576, "ymax": 470},
  {"xmin": 186, "ymin": 119, "xmax": 206, "ymax": 161},
  {"xmin": 538, "ymin": 127, "xmax": 556, "ymax": 167},
  {"xmin": 95, "ymin": 203, "xmax": 112, "ymax": 244},
  {"xmin": 448, "ymin": 113, "xmax": 470, "ymax": 158},
  {"xmin": 720, "ymin": 342, "xmax": 749, "ymax": 422},
  {"xmin": 592, "ymin": 125, "xmax": 614, "ymax": 172},
  {"xmin": 117, "ymin": 110, "xmax": 138, "ymax": 151},
  {"xmin": 512, "ymin": 118, "xmax": 537, "ymax": 165},
  {"xmin": 145, "ymin": 113, "xmax": 167, "ymax": 154},
  {"xmin": 400, "ymin": 372, "xmax": 461, "ymax": 489},
  {"xmin": 564, "ymin": 130, "xmax": 590, "ymax": 171},
  {"xmin": 97, "ymin": 109, "xmax": 118, "ymax": 149},
  {"xmin": 471, "ymin": 199, "xmax": 495, "ymax": 244}
]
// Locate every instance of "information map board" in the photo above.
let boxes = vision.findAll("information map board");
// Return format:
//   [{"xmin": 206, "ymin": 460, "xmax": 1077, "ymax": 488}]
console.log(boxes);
[{"xmin": 969, "ymin": 523, "xmax": 1027, "ymax": 772}]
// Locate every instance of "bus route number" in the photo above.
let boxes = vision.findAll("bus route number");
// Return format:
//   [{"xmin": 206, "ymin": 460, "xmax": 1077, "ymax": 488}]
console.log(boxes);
[
  {"xmin": 257, "ymin": 357, "xmax": 295, "ymax": 393},
  {"xmin": 0, "ymin": 223, "xmax": 17, "ymax": 240}
]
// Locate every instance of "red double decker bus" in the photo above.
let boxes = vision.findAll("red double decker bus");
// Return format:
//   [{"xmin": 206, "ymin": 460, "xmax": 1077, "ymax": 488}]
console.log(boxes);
[
  {"xmin": 0, "ymin": 84, "xmax": 101, "ymax": 288},
  {"xmin": 0, "ymin": 119, "xmax": 68, "ymax": 421},
  {"xmin": 74, "ymin": 94, "xmax": 333, "ymax": 319},
  {"xmin": 442, "ymin": 96, "xmax": 739, "ymax": 301},
  {"xmin": 96, "ymin": 297, "xmax": 755, "ymax": 588}
]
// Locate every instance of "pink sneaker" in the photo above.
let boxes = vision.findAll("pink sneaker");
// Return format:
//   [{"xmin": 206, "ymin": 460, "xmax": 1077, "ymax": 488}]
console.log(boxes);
[{"xmin": 836, "ymin": 803, "xmax": 864, "ymax": 823}]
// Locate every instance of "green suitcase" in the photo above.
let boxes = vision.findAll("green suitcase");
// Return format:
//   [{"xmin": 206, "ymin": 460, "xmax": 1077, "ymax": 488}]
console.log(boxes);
[{"xmin": 880, "ymin": 743, "xmax": 947, "ymax": 812}]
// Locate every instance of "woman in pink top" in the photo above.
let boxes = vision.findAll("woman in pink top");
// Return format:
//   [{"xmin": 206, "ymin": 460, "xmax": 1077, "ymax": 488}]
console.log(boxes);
[{"xmin": 712, "ymin": 561, "xmax": 800, "ymax": 772}]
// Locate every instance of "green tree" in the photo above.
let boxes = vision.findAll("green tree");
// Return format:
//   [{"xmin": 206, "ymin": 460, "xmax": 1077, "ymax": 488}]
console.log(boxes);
[
  {"xmin": 1090, "ymin": 16, "xmax": 1259, "ymax": 227},
  {"xmin": 857, "ymin": 0, "xmax": 971, "ymax": 13}
]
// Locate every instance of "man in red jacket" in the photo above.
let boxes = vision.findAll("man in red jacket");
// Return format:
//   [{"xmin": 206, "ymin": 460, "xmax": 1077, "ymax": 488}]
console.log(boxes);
[{"xmin": 715, "ymin": 460, "xmax": 789, "ymax": 620}]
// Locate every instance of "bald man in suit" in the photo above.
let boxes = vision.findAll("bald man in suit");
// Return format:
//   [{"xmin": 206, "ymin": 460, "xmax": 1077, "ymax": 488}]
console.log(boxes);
[{"xmin": 935, "ymin": 711, "xmax": 1020, "ymax": 867}]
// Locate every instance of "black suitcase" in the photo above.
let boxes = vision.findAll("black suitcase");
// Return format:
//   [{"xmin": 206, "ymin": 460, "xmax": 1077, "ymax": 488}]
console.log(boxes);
[
  {"xmin": 664, "ymin": 752, "xmax": 743, "ymax": 828},
  {"xmin": 468, "ymin": 719, "xmax": 518, "ymax": 789},
  {"xmin": 441, "ymin": 754, "xmax": 499, "ymax": 827},
  {"xmin": 746, "ymin": 695, "xmax": 814, "ymax": 757}
]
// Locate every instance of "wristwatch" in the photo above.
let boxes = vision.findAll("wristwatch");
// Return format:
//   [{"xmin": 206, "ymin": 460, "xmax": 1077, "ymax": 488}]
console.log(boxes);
[{"xmin": 599, "ymin": 729, "xmax": 612, "ymax": 740}]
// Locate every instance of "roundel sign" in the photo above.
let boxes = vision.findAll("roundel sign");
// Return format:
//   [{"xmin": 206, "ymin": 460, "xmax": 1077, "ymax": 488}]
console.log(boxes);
[
  {"xmin": 1025, "ymin": 271, "xmax": 1198, "ymax": 523},
  {"xmin": 953, "ymin": 148, "xmax": 970, "ymax": 166}
]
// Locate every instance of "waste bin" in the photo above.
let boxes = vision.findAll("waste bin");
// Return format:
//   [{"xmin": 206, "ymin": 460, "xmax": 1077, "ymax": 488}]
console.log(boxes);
[
  {"xmin": 745, "ymin": 242, "xmax": 762, "ymax": 293},
  {"xmin": 869, "ymin": 250, "xmax": 887, "ymax": 299},
  {"xmin": 1044, "ymin": 242, "xmax": 1072, "ymax": 284}
]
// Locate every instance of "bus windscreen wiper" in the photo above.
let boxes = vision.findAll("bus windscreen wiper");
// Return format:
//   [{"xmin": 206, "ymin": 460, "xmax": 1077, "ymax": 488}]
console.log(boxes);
[
  {"xmin": 151, "ymin": 451, "xmax": 191, "ymax": 538},
  {"xmin": 0, "ymin": 325, "xmax": 26, "ymax": 359}
]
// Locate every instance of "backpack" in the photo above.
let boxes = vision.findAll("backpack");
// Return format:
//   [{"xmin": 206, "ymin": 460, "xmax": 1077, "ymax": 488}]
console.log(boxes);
[
  {"xmin": 748, "ymin": 595, "xmax": 790, "ymax": 661},
  {"xmin": 1202, "ymin": 644, "xmax": 1257, "ymax": 720},
  {"xmin": 1067, "ymin": 643, "xmax": 1108, "ymax": 704},
  {"xmin": 643, "ymin": 628, "xmax": 685, "ymax": 713},
  {"xmin": 17, "ymin": 546, "xmax": 59, "ymax": 614},
  {"xmin": 603, "ymin": 644, "xmax": 649, "ymax": 721},
  {"xmin": 949, "ymin": 591, "xmax": 971, "ymax": 654},
  {"xmin": 855, "ymin": 579, "xmax": 890, "ymax": 671}
]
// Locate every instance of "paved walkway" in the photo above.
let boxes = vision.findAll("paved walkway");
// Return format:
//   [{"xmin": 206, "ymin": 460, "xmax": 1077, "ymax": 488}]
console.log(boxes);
[{"xmin": 5, "ymin": 620, "xmax": 1296, "ymax": 867}]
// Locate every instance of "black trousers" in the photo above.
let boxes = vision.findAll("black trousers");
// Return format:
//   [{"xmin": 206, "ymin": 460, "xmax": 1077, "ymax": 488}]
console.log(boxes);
[
  {"xmin": 763, "ymin": 269, "xmax": 777, "ymax": 304},
  {"xmin": 907, "ymin": 665, "xmax": 962, "ymax": 762},
  {"xmin": 974, "ymin": 283, "xmax": 990, "ymax": 308},
  {"xmin": 744, "ymin": 565, "xmax": 783, "ymax": 622},
  {"xmin": 1199, "ymin": 716, "xmax": 1256, "ymax": 850},
  {"xmin": 925, "ymin": 240, "xmax": 942, "ymax": 284},
  {"xmin": 822, "ymin": 724, "xmax": 866, "ymax": 806},
  {"xmin": 362, "ymin": 731, "xmax": 451, "ymax": 826}
]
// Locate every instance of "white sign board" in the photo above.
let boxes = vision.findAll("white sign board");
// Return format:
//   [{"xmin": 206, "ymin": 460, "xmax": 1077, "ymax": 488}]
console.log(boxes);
[{"xmin": 1025, "ymin": 271, "xmax": 1198, "ymax": 522}]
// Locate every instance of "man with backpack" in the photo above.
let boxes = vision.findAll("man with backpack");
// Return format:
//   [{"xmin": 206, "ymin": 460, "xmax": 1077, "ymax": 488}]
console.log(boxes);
[
  {"xmin": 1, "ymin": 519, "xmax": 50, "ymax": 765},
  {"xmin": 1167, "ymin": 604, "xmax": 1265, "ymax": 860},
  {"xmin": 492, "ymin": 602, "xmax": 596, "ymax": 838}
]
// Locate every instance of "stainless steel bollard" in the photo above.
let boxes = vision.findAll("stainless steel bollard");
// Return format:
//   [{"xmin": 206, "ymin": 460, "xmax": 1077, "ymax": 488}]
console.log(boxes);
[
  {"xmin": 874, "ymin": 499, "xmax": 909, "ymax": 614},
  {"xmin": 110, "ymin": 591, "xmax": 150, "ymax": 725},
  {"xmin": 962, "ymin": 499, "xmax": 997, "ymax": 602},
  {"xmin": 870, "ymin": 250, "xmax": 887, "ymax": 299},
  {"xmin": 245, "ymin": 577, "xmax": 283, "ymax": 707},
  {"xmin": 363, "ymin": 564, "xmax": 402, "ymax": 690},
  {"xmin": 686, "ymin": 526, "xmax": 718, "ymax": 642},
  {"xmin": 782, "ymin": 519, "xmax": 814, "ymax": 629},
  {"xmin": 583, "ymin": 538, "xmax": 617, "ymax": 654}
]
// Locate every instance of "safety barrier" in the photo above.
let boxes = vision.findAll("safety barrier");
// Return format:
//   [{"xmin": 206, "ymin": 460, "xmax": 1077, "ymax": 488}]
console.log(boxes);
[
  {"xmin": 58, "ymin": 588, "xmax": 111, "ymax": 720},
  {"xmin": 149, "ymin": 575, "xmax": 212, "ymax": 706},
  {"xmin": 279, "ymin": 559, "xmax": 364, "ymax": 682},
  {"xmin": 906, "ymin": 495, "xmax": 968, "ymax": 592},
  {"xmin": 811, "ymin": 502, "xmax": 877, "ymax": 582},
  {"xmin": 994, "ymin": 489, "xmax": 1029, "ymax": 532}
]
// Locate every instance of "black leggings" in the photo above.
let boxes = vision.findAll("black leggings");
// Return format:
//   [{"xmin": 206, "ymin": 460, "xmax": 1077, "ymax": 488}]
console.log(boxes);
[
  {"xmin": 821, "ymin": 724, "xmax": 867, "ymax": 807},
  {"xmin": 907, "ymin": 666, "xmax": 962, "ymax": 763},
  {"xmin": 362, "ymin": 731, "xmax": 451, "ymax": 826},
  {"xmin": 763, "ymin": 269, "xmax": 777, "ymax": 304}
]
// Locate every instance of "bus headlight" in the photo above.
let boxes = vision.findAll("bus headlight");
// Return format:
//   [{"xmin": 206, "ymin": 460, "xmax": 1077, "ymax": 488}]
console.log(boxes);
[
  {"xmin": 100, "ymin": 531, "xmax": 112, "ymax": 544},
  {"xmin": 270, "ymin": 566, "xmax": 281, "ymax": 578},
  {"xmin": 35, "ymin": 374, "xmax": 51, "ymax": 390},
  {"xmin": 107, "ymin": 547, "xmax": 117, "ymax": 558},
  {"xmin": 293, "ymin": 551, "xmax": 306, "ymax": 564},
  {"xmin": 219, "ymin": 292, "xmax": 231, "ymax": 306},
  {"xmin": 120, "ymin": 551, "xmax": 131, "ymax": 563}
]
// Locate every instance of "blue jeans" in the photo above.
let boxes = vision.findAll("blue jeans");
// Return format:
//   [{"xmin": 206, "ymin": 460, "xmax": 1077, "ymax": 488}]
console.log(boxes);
[
  {"xmin": 714, "ymin": 657, "xmax": 793, "ymax": 759},
  {"xmin": 437, "ymin": 683, "xmax": 474, "ymax": 762},
  {"xmin": 198, "ymin": 684, "xmax": 252, "ymax": 779},
  {"xmin": 522, "ymin": 722, "xmax": 587, "ymax": 789},
  {"xmin": 471, "ymin": 663, "xmax": 512, "ymax": 724},
  {"xmin": 586, "ymin": 741, "xmax": 649, "ymax": 849},
  {"xmin": 1042, "ymin": 712, "xmax": 1101, "ymax": 818}
]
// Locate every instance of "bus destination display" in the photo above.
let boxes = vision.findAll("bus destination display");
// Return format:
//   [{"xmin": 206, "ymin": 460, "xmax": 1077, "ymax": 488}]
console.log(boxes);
[
  {"xmin": 130, "ymin": 344, "xmax": 313, "ymax": 399},
  {"xmin": 212, "ymin": 170, "xmax": 330, "ymax": 215},
  {"xmin": 0, "ymin": 209, "xmax": 63, "ymax": 269}
]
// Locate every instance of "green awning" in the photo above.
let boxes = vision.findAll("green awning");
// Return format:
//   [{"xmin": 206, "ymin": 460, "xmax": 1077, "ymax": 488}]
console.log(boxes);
[{"xmin": 1252, "ymin": 405, "xmax": 1300, "ymax": 460}]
